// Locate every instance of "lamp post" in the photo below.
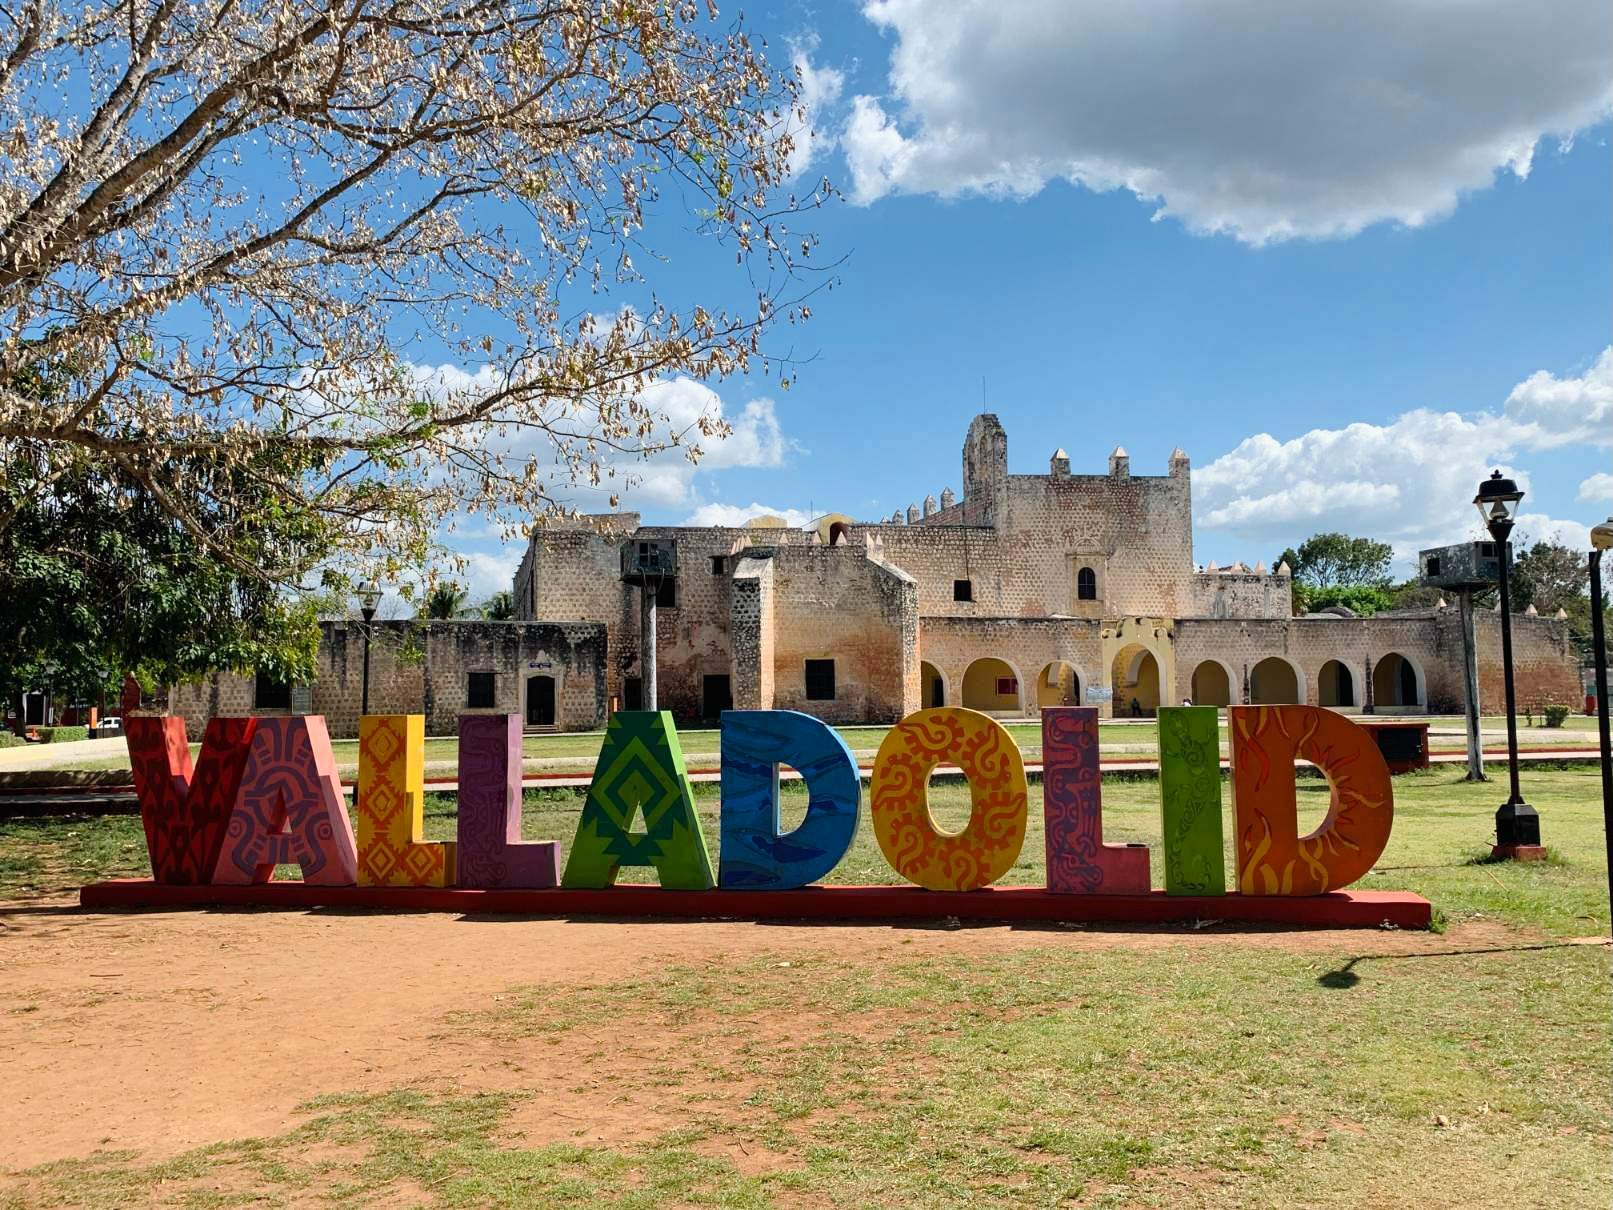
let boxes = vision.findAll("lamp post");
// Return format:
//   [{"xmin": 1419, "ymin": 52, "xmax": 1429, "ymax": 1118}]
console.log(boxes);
[
  {"xmin": 1589, "ymin": 518, "xmax": 1612, "ymax": 912},
  {"xmin": 358, "ymin": 580, "xmax": 381, "ymax": 717},
  {"xmin": 1474, "ymin": 471, "xmax": 1541, "ymax": 859}
]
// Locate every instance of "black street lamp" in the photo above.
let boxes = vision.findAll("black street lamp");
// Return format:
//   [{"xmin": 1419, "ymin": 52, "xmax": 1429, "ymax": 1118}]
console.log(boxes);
[
  {"xmin": 1474, "ymin": 471, "xmax": 1541, "ymax": 859},
  {"xmin": 358, "ymin": 580, "xmax": 381, "ymax": 717},
  {"xmin": 1589, "ymin": 518, "xmax": 1612, "ymax": 914}
]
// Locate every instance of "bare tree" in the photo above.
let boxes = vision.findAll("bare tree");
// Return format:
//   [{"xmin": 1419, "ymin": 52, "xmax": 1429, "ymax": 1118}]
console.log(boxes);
[{"xmin": 0, "ymin": 0, "xmax": 828, "ymax": 587}]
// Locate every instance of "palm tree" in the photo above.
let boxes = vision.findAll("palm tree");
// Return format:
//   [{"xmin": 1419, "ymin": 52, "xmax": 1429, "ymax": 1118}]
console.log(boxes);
[
  {"xmin": 481, "ymin": 590, "xmax": 515, "ymax": 620},
  {"xmin": 421, "ymin": 582, "xmax": 468, "ymax": 620}
]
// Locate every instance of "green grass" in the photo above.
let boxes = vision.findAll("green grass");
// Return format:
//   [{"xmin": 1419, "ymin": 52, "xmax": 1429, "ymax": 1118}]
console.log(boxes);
[
  {"xmin": 1484, "ymin": 713, "xmax": 1599, "ymax": 732},
  {"xmin": 8, "ymin": 768, "xmax": 1609, "ymax": 937}
]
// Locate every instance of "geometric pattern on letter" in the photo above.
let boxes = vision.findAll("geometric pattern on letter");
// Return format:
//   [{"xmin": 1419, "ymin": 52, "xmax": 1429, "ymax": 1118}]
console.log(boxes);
[
  {"xmin": 1229, "ymin": 706, "xmax": 1394, "ymax": 896},
  {"xmin": 455, "ymin": 713, "xmax": 560, "ymax": 888},
  {"xmin": 717, "ymin": 709, "xmax": 860, "ymax": 890},
  {"xmin": 211, "ymin": 716, "xmax": 358, "ymax": 885},
  {"xmin": 561, "ymin": 711, "xmax": 714, "ymax": 890},
  {"xmin": 356, "ymin": 715, "xmax": 454, "ymax": 888},
  {"xmin": 1157, "ymin": 706, "xmax": 1226, "ymax": 896},
  {"xmin": 1041, "ymin": 707, "xmax": 1149, "ymax": 894},
  {"xmin": 868, "ymin": 707, "xmax": 1027, "ymax": 892},
  {"xmin": 127, "ymin": 715, "xmax": 258, "ymax": 884}
]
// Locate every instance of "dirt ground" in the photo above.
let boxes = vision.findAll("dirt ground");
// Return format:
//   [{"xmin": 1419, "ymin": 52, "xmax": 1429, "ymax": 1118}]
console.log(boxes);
[{"xmin": 2, "ymin": 891, "xmax": 1579, "ymax": 1174}]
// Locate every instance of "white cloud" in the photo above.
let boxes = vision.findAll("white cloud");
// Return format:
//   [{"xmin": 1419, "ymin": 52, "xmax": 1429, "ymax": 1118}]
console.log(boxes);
[
  {"xmin": 680, "ymin": 503, "xmax": 814, "ymax": 528},
  {"xmin": 1514, "ymin": 513, "xmax": 1591, "ymax": 551},
  {"xmin": 1503, "ymin": 347, "xmax": 1613, "ymax": 447},
  {"xmin": 1196, "ymin": 348, "xmax": 1613, "ymax": 560},
  {"xmin": 786, "ymin": 40, "xmax": 846, "ymax": 178},
  {"xmin": 405, "ymin": 361, "xmax": 502, "ymax": 398},
  {"xmin": 843, "ymin": 0, "xmax": 1613, "ymax": 242},
  {"xmin": 400, "ymin": 363, "xmax": 793, "ymax": 512},
  {"xmin": 1578, "ymin": 472, "xmax": 1613, "ymax": 503},
  {"xmin": 458, "ymin": 550, "xmax": 521, "ymax": 601}
]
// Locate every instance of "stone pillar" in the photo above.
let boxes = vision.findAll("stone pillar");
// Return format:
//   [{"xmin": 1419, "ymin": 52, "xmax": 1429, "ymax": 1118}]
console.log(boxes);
[{"xmin": 729, "ymin": 556, "xmax": 775, "ymax": 711}]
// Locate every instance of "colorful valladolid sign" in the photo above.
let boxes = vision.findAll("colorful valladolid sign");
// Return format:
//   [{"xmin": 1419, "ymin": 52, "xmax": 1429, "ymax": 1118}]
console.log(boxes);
[{"xmin": 99, "ymin": 706, "xmax": 1426, "ymax": 927}]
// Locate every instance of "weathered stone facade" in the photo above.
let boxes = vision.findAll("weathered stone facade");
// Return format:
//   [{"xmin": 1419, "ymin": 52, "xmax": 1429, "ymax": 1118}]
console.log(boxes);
[
  {"xmin": 513, "ymin": 414, "xmax": 1581, "ymax": 725},
  {"xmin": 170, "ymin": 620, "xmax": 607, "ymax": 740},
  {"xmin": 171, "ymin": 414, "xmax": 1583, "ymax": 736}
]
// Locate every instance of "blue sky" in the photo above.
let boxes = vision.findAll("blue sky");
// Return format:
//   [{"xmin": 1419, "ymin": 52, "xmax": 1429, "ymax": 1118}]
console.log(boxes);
[{"xmin": 438, "ymin": 1, "xmax": 1613, "ymax": 599}]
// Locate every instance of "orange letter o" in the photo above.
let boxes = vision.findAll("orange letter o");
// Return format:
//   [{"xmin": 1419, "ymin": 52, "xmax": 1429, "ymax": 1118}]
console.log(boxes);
[{"xmin": 869, "ymin": 708, "xmax": 1028, "ymax": 891}]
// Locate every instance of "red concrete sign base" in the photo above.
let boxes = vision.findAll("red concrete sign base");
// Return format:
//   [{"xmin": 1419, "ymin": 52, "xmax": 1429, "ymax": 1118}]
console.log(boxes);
[{"xmin": 79, "ymin": 880, "xmax": 1432, "ymax": 929}]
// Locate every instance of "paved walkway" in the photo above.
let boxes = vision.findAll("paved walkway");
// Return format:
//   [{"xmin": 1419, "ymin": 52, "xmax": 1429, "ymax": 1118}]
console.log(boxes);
[{"xmin": 0, "ymin": 736, "xmax": 127, "ymax": 771}]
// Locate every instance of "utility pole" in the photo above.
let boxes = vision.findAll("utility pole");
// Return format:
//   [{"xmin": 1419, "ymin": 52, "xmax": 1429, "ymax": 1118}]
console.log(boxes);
[
  {"xmin": 1457, "ymin": 588, "xmax": 1487, "ymax": 781},
  {"xmin": 640, "ymin": 582, "xmax": 658, "ymax": 711},
  {"xmin": 621, "ymin": 539, "xmax": 675, "ymax": 713}
]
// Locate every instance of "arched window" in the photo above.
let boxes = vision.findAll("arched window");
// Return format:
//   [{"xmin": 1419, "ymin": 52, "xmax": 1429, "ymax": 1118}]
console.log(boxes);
[{"xmin": 1077, "ymin": 566, "xmax": 1098, "ymax": 601}]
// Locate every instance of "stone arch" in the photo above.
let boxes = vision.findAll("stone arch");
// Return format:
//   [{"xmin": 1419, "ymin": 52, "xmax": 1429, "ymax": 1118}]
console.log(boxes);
[
  {"xmin": 1036, "ymin": 661, "xmax": 1083, "ymax": 709},
  {"xmin": 1249, "ymin": 656, "xmax": 1304, "ymax": 705},
  {"xmin": 1371, "ymin": 651, "xmax": 1425, "ymax": 709},
  {"xmin": 1110, "ymin": 644, "xmax": 1161, "ymax": 717},
  {"xmin": 920, "ymin": 660, "xmax": 948, "ymax": 710},
  {"xmin": 812, "ymin": 512, "xmax": 856, "ymax": 546},
  {"xmin": 1189, "ymin": 659, "xmax": 1234, "ymax": 707},
  {"xmin": 961, "ymin": 656, "xmax": 1023, "ymax": 714},
  {"xmin": 1318, "ymin": 659, "xmax": 1357, "ymax": 708}
]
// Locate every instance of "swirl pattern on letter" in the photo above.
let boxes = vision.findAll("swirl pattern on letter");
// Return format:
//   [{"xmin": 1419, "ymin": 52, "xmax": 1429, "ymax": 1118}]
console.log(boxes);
[{"xmin": 869, "ymin": 708, "xmax": 1027, "ymax": 892}]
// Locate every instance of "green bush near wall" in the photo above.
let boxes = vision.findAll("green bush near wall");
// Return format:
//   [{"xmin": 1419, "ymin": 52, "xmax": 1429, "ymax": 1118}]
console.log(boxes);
[
  {"xmin": 0, "ymin": 731, "xmax": 24, "ymax": 748},
  {"xmin": 36, "ymin": 726, "xmax": 88, "ymax": 743},
  {"xmin": 1543, "ymin": 704, "xmax": 1571, "ymax": 728}
]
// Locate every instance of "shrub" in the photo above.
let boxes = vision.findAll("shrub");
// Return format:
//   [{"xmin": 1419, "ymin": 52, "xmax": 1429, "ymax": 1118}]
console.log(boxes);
[
  {"xmin": 0, "ymin": 731, "xmax": 23, "ymax": 748},
  {"xmin": 1543, "ymin": 704, "xmax": 1571, "ymax": 729},
  {"xmin": 1299, "ymin": 584, "xmax": 1396, "ymax": 617},
  {"xmin": 37, "ymin": 726, "xmax": 88, "ymax": 743}
]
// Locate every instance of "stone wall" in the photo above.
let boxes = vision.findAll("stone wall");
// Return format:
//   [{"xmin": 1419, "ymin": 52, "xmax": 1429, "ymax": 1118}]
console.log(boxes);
[
  {"xmin": 766, "ymin": 546, "xmax": 919, "ymax": 723},
  {"xmin": 1189, "ymin": 571, "xmax": 1291, "ymax": 620},
  {"xmin": 514, "ymin": 515, "xmax": 638, "ymax": 708},
  {"xmin": 1465, "ymin": 609, "xmax": 1583, "ymax": 715},
  {"xmin": 169, "ymin": 620, "xmax": 608, "ymax": 739},
  {"xmin": 870, "ymin": 440, "xmax": 1199, "ymax": 620}
]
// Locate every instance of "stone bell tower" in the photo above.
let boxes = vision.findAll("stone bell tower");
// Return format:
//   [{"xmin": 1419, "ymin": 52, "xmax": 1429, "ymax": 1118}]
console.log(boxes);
[{"xmin": 961, "ymin": 413, "xmax": 1008, "ymax": 525}]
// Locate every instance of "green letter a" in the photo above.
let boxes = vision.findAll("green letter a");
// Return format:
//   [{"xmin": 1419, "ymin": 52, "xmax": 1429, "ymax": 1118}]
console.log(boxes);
[{"xmin": 561, "ymin": 711, "xmax": 715, "ymax": 890}]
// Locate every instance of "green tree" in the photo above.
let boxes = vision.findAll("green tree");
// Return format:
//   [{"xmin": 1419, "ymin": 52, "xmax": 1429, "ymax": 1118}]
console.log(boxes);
[
  {"xmin": 1301, "ymin": 585, "xmax": 1396, "ymax": 616},
  {"xmin": 480, "ymin": 591, "xmax": 515, "ymax": 621},
  {"xmin": 1511, "ymin": 539, "xmax": 1597, "ymax": 659},
  {"xmin": 1387, "ymin": 580, "xmax": 1446, "ymax": 611},
  {"xmin": 421, "ymin": 583, "xmax": 470, "ymax": 620},
  {"xmin": 0, "ymin": 446, "xmax": 324, "ymax": 726},
  {"xmin": 1280, "ymin": 533, "xmax": 1394, "ymax": 590}
]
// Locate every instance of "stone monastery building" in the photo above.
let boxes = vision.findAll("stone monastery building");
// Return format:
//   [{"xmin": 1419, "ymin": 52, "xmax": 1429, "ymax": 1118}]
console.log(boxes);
[
  {"xmin": 507, "ymin": 414, "xmax": 1579, "ymax": 731},
  {"xmin": 172, "ymin": 414, "xmax": 1580, "ymax": 738}
]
